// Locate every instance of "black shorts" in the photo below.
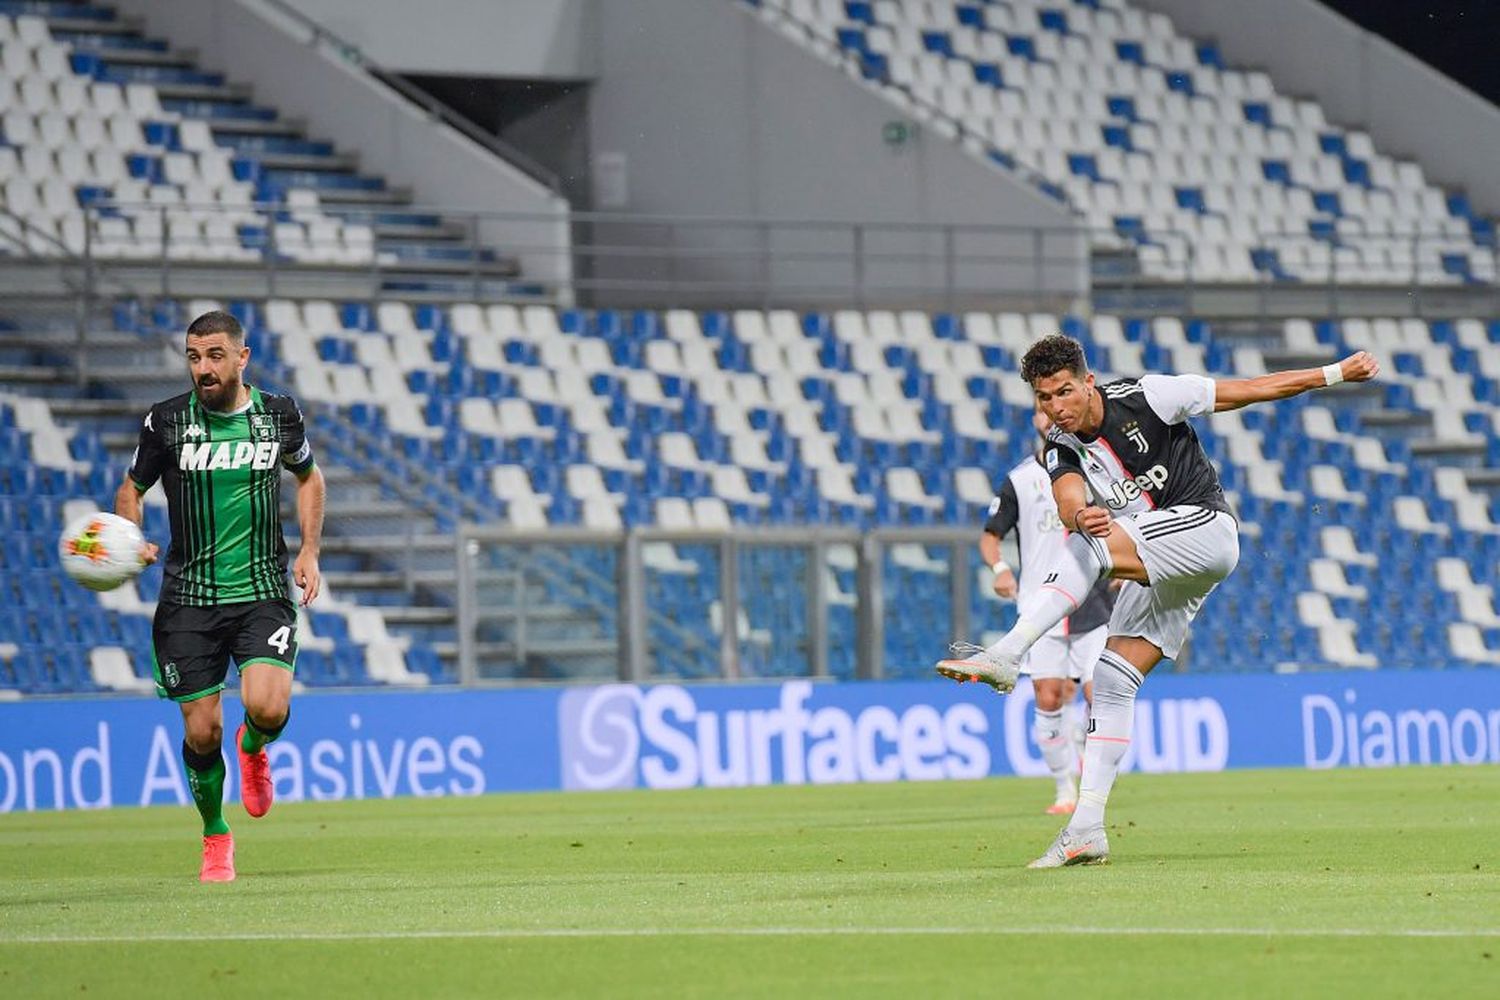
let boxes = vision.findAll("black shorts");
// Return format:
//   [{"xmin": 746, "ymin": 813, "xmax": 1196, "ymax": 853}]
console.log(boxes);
[{"xmin": 151, "ymin": 599, "xmax": 299, "ymax": 702}]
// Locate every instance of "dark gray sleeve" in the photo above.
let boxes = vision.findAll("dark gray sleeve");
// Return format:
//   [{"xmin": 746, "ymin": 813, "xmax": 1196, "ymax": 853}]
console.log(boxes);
[
  {"xmin": 278, "ymin": 396, "xmax": 316, "ymax": 476},
  {"xmin": 1043, "ymin": 442, "xmax": 1083, "ymax": 482},
  {"xmin": 127, "ymin": 407, "xmax": 166, "ymax": 490},
  {"xmin": 983, "ymin": 478, "xmax": 1020, "ymax": 537}
]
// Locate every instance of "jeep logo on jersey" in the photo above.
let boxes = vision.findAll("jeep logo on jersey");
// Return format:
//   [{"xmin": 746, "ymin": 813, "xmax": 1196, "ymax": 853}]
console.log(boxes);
[
  {"xmin": 1104, "ymin": 464, "xmax": 1169, "ymax": 507},
  {"xmin": 178, "ymin": 440, "xmax": 281, "ymax": 472},
  {"xmin": 1036, "ymin": 508, "xmax": 1065, "ymax": 533}
]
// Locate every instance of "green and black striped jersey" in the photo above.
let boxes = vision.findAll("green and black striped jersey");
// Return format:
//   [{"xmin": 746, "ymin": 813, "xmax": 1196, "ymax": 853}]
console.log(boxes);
[{"xmin": 129, "ymin": 385, "xmax": 316, "ymax": 606}]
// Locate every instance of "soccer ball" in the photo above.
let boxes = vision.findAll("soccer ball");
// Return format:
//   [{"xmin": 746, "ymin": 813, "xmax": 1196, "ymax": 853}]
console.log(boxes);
[{"xmin": 59, "ymin": 512, "xmax": 147, "ymax": 592}]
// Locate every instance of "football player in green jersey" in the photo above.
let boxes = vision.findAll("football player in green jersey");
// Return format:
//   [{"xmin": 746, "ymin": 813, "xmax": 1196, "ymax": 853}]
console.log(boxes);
[{"xmin": 115, "ymin": 309, "xmax": 326, "ymax": 882}]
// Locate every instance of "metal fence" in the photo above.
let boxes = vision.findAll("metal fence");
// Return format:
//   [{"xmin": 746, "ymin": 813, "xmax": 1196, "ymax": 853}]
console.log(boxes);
[
  {"xmin": 454, "ymin": 525, "xmax": 995, "ymax": 685},
  {"xmin": 0, "ymin": 203, "xmax": 1096, "ymax": 311},
  {"xmin": 6, "ymin": 200, "xmax": 1499, "ymax": 316}
]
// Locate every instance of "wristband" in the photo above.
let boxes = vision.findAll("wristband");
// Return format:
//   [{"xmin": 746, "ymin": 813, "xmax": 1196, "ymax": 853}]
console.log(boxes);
[
  {"xmin": 1322, "ymin": 362, "xmax": 1344, "ymax": 386},
  {"xmin": 991, "ymin": 561, "xmax": 1010, "ymax": 575}
]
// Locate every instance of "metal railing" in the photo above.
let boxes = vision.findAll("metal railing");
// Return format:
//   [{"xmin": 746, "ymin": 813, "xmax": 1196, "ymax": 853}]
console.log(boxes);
[
  {"xmin": 6, "ymin": 200, "xmax": 1499, "ymax": 326},
  {"xmin": 454, "ymin": 525, "xmax": 988, "ymax": 685},
  {"xmin": 51, "ymin": 202, "xmax": 1093, "ymax": 311},
  {"xmin": 0, "ymin": 203, "xmax": 144, "ymax": 387}
]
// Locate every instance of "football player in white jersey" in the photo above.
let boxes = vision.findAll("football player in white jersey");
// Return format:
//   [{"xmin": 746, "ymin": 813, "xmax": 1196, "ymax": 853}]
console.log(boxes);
[
  {"xmin": 939, "ymin": 335, "xmax": 1378, "ymax": 867},
  {"xmin": 981, "ymin": 409, "xmax": 1115, "ymax": 814}
]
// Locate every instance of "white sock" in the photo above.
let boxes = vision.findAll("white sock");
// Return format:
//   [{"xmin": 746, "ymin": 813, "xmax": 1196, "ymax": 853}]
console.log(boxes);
[
  {"xmin": 987, "ymin": 532, "xmax": 1112, "ymax": 660},
  {"xmin": 1068, "ymin": 650, "xmax": 1144, "ymax": 833},
  {"xmin": 1033, "ymin": 707, "xmax": 1077, "ymax": 795}
]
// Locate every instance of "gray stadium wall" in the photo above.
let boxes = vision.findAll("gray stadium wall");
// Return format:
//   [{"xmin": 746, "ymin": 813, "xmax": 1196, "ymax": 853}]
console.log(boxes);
[
  {"xmin": 583, "ymin": 0, "xmax": 1086, "ymax": 309},
  {"xmin": 109, "ymin": 0, "xmax": 571, "ymax": 289},
  {"xmin": 1136, "ymin": 0, "xmax": 1500, "ymax": 218},
  {"xmin": 273, "ymin": 0, "xmax": 597, "ymax": 79}
]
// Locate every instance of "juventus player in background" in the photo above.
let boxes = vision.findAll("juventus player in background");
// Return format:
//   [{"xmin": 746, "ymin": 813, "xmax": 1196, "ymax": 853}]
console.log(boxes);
[
  {"xmin": 982, "ymin": 407, "xmax": 1115, "ymax": 814},
  {"xmin": 938, "ymin": 335, "xmax": 1378, "ymax": 867}
]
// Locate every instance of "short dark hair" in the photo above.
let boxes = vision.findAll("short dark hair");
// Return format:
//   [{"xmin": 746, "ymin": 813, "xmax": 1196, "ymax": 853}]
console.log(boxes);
[
  {"xmin": 1020, "ymin": 335, "xmax": 1088, "ymax": 386},
  {"xmin": 186, "ymin": 310, "xmax": 244, "ymax": 343}
]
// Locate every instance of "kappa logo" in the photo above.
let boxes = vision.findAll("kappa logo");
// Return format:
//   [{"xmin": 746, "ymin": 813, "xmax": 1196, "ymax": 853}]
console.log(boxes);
[{"xmin": 183, "ymin": 423, "xmax": 205, "ymax": 439}]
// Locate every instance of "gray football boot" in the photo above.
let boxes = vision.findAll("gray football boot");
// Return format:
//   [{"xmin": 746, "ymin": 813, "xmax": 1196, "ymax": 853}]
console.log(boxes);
[{"xmin": 1027, "ymin": 825, "xmax": 1110, "ymax": 868}]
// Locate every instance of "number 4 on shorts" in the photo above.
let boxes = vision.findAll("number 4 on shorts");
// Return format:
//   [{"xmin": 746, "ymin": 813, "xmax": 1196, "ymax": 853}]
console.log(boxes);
[{"xmin": 267, "ymin": 625, "xmax": 292, "ymax": 656}]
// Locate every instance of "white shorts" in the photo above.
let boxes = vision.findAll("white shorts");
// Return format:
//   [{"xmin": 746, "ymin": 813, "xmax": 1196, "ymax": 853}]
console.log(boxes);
[
  {"xmin": 1111, "ymin": 506, "xmax": 1240, "ymax": 659},
  {"xmin": 1023, "ymin": 624, "xmax": 1107, "ymax": 683}
]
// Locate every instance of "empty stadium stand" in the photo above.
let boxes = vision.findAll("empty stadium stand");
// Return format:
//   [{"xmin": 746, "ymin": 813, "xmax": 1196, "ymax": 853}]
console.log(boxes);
[
  {"xmin": 745, "ymin": 0, "xmax": 1497, "ymax": 285},
  {"xmin": 0, "ymin": 4, "xmax": 519, "ymax": 283},
  {"xmin": 7, "ymin": 292, "xmax": 1500, "ymax": 693},
  {"xmin": 4, "ymin": 1, "xmax": 1499, "ymax": 696}
]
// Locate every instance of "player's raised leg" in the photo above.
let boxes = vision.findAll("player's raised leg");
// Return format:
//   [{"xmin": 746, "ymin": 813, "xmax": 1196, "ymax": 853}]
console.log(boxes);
[
  {"xmin": 938, "ymin": 522, "xmax": 1146, "ymax": 691},
  {"xmin": 180, "ymin": 695, "xmax": 235, "ymax": 883}
]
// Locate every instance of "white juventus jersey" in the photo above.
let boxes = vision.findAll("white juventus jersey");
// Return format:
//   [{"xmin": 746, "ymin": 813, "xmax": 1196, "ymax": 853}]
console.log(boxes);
[{"xmin": 1004, "ymin": 459, "xmax": 1067, "ymax": 615}]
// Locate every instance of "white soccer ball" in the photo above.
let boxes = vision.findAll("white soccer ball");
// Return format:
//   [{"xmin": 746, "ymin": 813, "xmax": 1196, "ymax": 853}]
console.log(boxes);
[{"xmin": 59, "ymin": 512, "xmax": 147, "ymax": 592}]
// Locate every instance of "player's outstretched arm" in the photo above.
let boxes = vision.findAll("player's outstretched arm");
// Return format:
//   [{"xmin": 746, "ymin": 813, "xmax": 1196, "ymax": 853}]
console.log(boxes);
[
  {"xmin": 1213, "ymin": 351, "xmax": 1379, "ymax": 412},
  {"xmin": 113, "ymin": 475, "xmax": 141, "ymax": 526},
  {"xmin": 292, "ymin": 465, "xmax": 325, "ymax": 606},
  {"xmin": 113, "ymin": 476, "xmax": 159, "ymax": 564}
]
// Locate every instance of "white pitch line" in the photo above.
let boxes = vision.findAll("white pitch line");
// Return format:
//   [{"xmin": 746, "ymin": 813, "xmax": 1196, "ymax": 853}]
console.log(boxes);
[{"xmin": 4, "ymin": 926, "xmax": 1499, "ymax": 944}]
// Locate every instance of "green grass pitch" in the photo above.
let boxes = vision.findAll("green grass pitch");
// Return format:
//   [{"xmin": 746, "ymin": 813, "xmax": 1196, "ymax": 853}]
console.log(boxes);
[{"xmin": 3, "ymin": 767, "xmax": 1498, "ymax": 998}]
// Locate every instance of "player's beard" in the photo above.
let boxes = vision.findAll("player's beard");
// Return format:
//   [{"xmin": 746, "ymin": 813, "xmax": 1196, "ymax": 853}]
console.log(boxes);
[{"xmin": 195, "ymin": 374, "xmax": 240, "ymax": 411}]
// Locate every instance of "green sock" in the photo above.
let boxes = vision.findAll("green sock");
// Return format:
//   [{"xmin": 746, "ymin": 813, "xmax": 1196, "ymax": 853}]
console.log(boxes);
[
  {"xmin": 181, "ymin": 742, "xmax": 230, "ymax": 837},
  {"xmin": 240, "ymin": 710, "xmax": 288, "ymax": 754}
]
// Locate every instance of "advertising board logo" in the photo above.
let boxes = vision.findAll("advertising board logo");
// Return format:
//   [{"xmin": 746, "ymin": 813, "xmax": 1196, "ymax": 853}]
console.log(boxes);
[
  {"xmin": 1301, "ymin": 690, "xmax": 1500, "ymax": 768},
  {"xmin": 558, "ymin": 682, "xmax": 991, "ymax": 791},
  {"xmin": 559, "ymin": 685, "xmax": 643, "ymax": 790}
]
